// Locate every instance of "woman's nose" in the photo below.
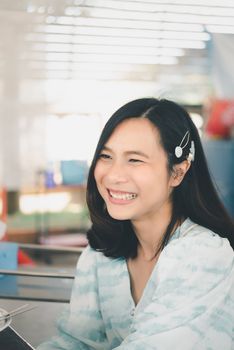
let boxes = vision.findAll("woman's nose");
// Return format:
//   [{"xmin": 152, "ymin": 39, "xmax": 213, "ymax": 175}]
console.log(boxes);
[{"xmin": 106, "ymin": 162, "xmax": 128, "ymax": 184}]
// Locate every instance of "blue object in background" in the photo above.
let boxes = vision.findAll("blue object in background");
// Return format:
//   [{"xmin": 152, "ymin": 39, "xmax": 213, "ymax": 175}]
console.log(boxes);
[
  {"xmin": 203, "ymin": 140, "xmax": 234, "ymax": 218},
  {"xmin": 61, "ymin": 160, "xmax": 89, "ymax": 185},
  {"xmin": 0, "ymin": 242, "xmax": 18, "ymax": 294},
  {"xmin": 0, "ymin": 242, "xmax": 18, "ymax": 271},
  {"xmin": 44, "ymin": 170, "xmax": 56, "ymax": 188}
]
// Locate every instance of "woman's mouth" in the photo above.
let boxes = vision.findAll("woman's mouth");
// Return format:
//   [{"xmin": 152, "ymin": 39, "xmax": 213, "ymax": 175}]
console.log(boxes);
[{"xmin": 108, "ymin": 189, "xmax": 137, "ymax": 201}]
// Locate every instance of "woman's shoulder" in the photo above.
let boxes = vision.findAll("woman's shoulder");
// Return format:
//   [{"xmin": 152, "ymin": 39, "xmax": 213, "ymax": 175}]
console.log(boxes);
[
  {"xmin": 176, "ymin": 218, "xmax": 232, "ymax": 247},
  {"xmin": 77, "ymin": 245, "xmax": 122, "ymax": 268},
  {"xmin": 166, "ymin": 218, "xmax": 234, "ymax": 268},
  {"xmin": 77, "ymin": 245, "xmax": 102, "ymax": 265}
]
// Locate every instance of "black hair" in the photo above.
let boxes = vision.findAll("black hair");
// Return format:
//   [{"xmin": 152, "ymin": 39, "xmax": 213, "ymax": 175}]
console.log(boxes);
[{"xmin": 86, "ymin": 98, "xmax": 234, "ymax": 258}]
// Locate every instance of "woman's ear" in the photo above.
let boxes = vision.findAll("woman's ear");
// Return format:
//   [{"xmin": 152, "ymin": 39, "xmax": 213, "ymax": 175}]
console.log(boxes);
[{"xmin": 170, "ymin": 160, "xmax": 191, "ymax": 187}]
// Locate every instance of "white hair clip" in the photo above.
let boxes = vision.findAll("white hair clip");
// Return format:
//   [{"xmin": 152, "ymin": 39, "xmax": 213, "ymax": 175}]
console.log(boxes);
[
  {"xmin": 187, "ymin": 141, "xmax": 195, "ymax": 162},
  {"xmin": 175, "ymin": 131, "xmax": 190, "ymax": 158}
]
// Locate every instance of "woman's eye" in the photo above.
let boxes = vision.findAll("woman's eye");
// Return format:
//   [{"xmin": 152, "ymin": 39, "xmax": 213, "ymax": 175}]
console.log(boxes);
[
  {"xmin": 98, "ymin": 153, "xmax": 111, "ymax": 160},
  {"xmin": 129, "ymin": 158, "xmax": 143, "ymax": 163}
]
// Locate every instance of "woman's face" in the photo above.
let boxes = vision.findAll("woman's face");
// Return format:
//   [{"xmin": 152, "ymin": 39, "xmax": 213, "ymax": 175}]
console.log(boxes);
[{"xmin": 94, "ymin": 118, "xmax": 177, "ymax": 224}]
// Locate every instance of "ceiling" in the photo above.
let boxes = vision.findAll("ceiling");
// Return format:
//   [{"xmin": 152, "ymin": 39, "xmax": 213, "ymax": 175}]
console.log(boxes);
[
  {"xmin": 0, "ymin": 0, "xmax": 234, "ymax": 104},
  {"xmin": 0, "ymin": 0, "xmax": 233, "ymax": 79}
]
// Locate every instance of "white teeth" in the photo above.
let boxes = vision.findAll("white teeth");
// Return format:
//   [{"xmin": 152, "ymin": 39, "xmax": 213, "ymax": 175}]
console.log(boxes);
[{"xmin": 109, "ymin": 191, "xmax": 137, "ymax": 200}]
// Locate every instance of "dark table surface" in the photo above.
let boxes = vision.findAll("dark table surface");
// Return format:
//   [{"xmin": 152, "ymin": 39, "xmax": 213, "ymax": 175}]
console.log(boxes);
[{"xmin": 0, "ymin": 298, "xmax": 67, "ymax": 347}]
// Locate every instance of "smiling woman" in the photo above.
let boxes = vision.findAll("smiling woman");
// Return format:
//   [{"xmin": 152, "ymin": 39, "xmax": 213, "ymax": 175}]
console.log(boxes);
[
  {"xmin": 38, "ymin": 98, "xmax": 234, "ymax": 350},
  {"xmin": 94, "ymin": 118, "xmax": 179, "ymax": 230}
]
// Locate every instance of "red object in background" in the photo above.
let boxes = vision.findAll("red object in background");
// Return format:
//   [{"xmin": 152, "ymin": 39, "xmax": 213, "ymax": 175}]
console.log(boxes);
[
  {"xmin": 0, "ymin": 187, "xmax": 7, "ymax": 223},
  {"xmin": 18, "ymin": 249, "xmax": 35, "ymax": 266},
  {"xmin": 206, "ymin": 99, "xmax": 234, "ymax": 138}
]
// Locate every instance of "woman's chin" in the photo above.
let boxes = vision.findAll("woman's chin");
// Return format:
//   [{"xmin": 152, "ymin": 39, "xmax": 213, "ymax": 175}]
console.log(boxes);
[{"xmin": 106, "ymin": 209, "xmax": 131, "ymax": 221}]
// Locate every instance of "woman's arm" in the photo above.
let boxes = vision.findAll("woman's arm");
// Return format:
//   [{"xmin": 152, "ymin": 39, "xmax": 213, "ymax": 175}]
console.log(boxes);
[{"xmin": 37, "ymin": 247, "xmax": 109, "ymax": 350}]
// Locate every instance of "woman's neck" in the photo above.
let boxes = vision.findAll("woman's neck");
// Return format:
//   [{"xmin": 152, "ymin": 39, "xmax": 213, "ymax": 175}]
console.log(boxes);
[
  {"xmin": 134, "ymin": 222, "xmax": 170, "ymax": 260},
  {"xmin": 131, "ymin": 205, "xmax": 180, "ymax": 261}
]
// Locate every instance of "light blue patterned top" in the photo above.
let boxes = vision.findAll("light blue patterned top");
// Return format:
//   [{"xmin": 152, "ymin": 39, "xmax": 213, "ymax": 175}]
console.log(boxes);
[{"xmin": 38, "ymin": 218, "xmax": 234, "ymax": 350}]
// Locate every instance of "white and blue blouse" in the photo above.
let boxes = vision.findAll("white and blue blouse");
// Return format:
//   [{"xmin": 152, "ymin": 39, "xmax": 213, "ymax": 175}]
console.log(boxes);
[{"xmin": 38, "ymin": 218, "xmax": 234, "ymax": 350}]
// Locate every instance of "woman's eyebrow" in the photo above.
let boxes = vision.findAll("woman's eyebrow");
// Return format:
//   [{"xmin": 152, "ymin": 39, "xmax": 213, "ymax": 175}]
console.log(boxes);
[
  {"xmin": 102, "ymin": 146, "xmax": 149, "ymax": 159},
  {"xmin": 125, "ymin": 150, "xmax": 149, "ymax": 158},
  {"xmin": 101, "ymin": 146, "xmax": 112, "ymax": 152}
]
